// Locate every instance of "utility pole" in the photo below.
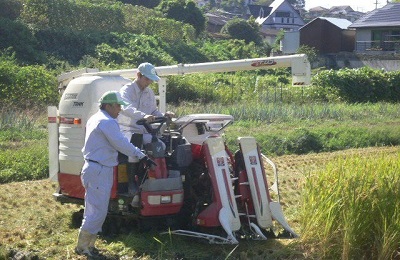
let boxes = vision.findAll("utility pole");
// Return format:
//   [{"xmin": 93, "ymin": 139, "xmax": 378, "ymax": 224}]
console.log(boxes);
[{"xmin": 374, "ymin": 0, "xmax": 380, "ymax": 9}]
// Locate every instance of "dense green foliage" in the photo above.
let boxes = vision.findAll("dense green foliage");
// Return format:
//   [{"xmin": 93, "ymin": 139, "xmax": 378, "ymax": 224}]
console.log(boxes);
[
  {"xmin": 118, "ymin": 0, "xmax": 161, "ymax": 8},
  {"xmin": 0, "ymin": 55, "xmax": 58, "ymax": 108},
  {"xmin": 0, "ymin": 18, "xmax": 44, "ymax": 64},
  {"xmin": 0, "ymin": 109, "xmax": 47, "ymax": 183},
  {"xmin": 2, "ymin": 0, "xmax": 399, "ymax": 109},
  {"xmin": 313, "ymin": 67, "xmax": 400, "ymax": 102},
  {"xmin": 0, "ymin": 141, "xmax": 48, "ymax": 183},
  {"xmin": 0, "ymin": 0, "xmax": 22, "ymax": 20},
  {"xmin": 157, "ymin": 0, "xmax": 206, "ymax": 36},
  {"xmin": 221, "ymin": 17, "xmax": 263, "ymax": 45}
]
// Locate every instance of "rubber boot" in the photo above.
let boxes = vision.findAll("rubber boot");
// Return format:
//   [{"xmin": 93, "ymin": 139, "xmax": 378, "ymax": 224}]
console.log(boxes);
[
  {"xmin": 75, "ymin": 229, "xmax": 94, "ymax": 256},
  {"xmin": 88, "ymin": 233, "xmax": 100, "ymax": 255},
  {"xmin": 131, "ymin": 194, "xmax": 140, "ymax": 207}
]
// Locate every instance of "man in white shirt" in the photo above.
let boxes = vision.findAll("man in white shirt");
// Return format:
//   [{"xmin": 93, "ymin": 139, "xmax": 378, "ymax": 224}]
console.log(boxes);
[
  {"xmin": 76, "ymin": 91, "xmax": 153, "ymax": 257},
  {"xmin": 118, "ymin": 62, "xmax": 174, "ymax": 145}
]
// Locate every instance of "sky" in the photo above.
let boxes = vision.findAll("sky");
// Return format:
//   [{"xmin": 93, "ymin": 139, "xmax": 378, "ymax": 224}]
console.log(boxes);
[{"xmin": 304, "ymin": 0, "xmax": 388, "ymax": 12}]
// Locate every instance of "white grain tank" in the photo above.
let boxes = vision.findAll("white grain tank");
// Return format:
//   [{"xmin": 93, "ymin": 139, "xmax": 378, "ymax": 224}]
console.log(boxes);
[{"xmin": 56, "ymin": 75, "xmax": 131, "ymax": 177}]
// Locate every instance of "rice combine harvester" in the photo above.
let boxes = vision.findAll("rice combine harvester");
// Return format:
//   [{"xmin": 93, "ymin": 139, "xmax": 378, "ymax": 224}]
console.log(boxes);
[{"xmin": 48, "ymin": 55, "xmax": 311, "ymax": 243}]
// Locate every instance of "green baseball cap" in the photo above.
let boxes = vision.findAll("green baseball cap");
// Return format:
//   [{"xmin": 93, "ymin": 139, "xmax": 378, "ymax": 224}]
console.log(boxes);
[{"xmin": 99, "ymin": 91, "xmax": 128, "ymax": 105}]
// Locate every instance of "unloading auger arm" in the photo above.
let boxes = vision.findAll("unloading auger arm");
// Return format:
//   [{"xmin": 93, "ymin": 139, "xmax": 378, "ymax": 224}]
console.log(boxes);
[{"xmin": 85, "ymin": 54, "xmax": 311, "ymax": 86}]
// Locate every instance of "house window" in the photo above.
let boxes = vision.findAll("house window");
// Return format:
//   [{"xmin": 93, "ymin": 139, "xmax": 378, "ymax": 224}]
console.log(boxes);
[
  {"xmin": 276, "ymin": 11, "xmax": 290, "ymax": 17},
  {"xmin": 372, "ymin": 30, "xmax": 400, "ymax": 51},
  {"xmin": 390, "ymin": 30, "xmax": 400, "ymax": 40}
]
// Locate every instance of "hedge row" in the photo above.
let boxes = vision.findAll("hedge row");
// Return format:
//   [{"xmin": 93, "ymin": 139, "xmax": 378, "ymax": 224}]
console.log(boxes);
[{"xmin": 312, "ymin": 67, "xmax": 400, "ymax": 102}]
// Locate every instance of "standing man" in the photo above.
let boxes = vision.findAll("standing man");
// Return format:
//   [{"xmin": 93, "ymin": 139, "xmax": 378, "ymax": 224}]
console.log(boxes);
[
  {"xmin": 75, "ymin": 91, "xmax": 151, "ymax": 256},
  {"xmin": 118, "ymin": 62, "xmax": 175, "ymax": 145}
]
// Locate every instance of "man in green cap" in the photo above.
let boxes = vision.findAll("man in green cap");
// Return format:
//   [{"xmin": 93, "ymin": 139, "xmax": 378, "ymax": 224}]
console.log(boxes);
[{"xmin": 75, "ymin": 91, "xmax": 153, "ymax": 256}]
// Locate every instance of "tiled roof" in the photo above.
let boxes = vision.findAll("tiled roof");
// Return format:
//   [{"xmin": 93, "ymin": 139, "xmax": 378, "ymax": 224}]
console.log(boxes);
[
  {"xmin": 205, "ymin": 13, "xmax": 229, "ymax": 26},
  {"xmin": 329, "ymin": 5, "xmax": 354, "ymax": 12},
  {"xmin": 247, "ymin": 4, "xmax": 272, "ymax": 18},
  {"xmin": 349, "ymin": 3, "xmax": 400, "ymax": 28},
  {"xmin": 309, "ymin": 6, "xmax": 328, "ymax": 12}
]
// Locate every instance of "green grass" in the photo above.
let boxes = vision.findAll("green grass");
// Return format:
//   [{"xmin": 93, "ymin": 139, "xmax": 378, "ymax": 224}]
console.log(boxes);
[
  {"xmin": 2, "ymin": 102, "xmax": 400, "ymax": 183},
  {"xmin": 0, "ymin": 109, "xmax": 48, "ymax": 183},
  {"xmin": 170, "ymin": 102, "xmax": 400, "ymax": 155},
  {"xmin": 0, "ymin": 140, "xmax": 48, "ymax": 183},
  {"xmin": 170, "ymin": 101, "xmax": 400, "ymax": 123}
]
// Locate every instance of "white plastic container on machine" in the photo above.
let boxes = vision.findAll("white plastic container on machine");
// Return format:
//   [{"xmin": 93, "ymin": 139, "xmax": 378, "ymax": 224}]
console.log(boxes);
[{"xmin": 56, "ymin": 75, "xmax": 131, "ymax": 176}]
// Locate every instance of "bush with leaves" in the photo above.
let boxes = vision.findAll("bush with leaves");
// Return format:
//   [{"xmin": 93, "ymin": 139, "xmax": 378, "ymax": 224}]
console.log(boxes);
[
  {"xmin": 158, "ymin": 0, "xmax": 206, "ymax": 36},
  {"xmin": 0, "ymin": 56, "xmax": 58, "ymax": 109},
  {"xmin": 117, "ymin": 0, "xmax": 161, "ymax": 8},
  {"xmin": 312, "ymin": 67, "xmax": 400, "ymax": 103},
  {"xmin": 0, "ymin": 18, "xmax": 45, "ymax": 64},
  {"xmin": 199, "ymin": 39, "xmax": 264, "ymax": 61},
  {"xmin": 36, "ymin": 29, "xmax": 110, "ymax": 64},
  {"xmin": 221, "ymin": 17, "xmax": 262, "ymax": 45},
  {"xmin": 297, "ymin": 45, "xmax": 319, "ymax": 65},
  {"xmin": 21, "ymin": 0, "xmax": 125, "ymax": 32},
  {"xmin": 0, "ymin": 0, "xmax": 22, "ymax": 20},
  {"xmin": 95, "ymin": 33, "xmax": 176, "ymax": 67}
]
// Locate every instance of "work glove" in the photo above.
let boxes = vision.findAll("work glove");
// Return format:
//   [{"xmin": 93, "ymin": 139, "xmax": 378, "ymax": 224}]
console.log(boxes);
[{"xmin": 140, "ymin": 156, "xmax": 157, "ymax": 169}]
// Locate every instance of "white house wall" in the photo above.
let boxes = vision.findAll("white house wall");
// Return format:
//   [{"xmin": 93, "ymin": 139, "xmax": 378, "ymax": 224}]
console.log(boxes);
[
  {"xmin": 261, "ymin": 0, "xmax": 304, "ymax": 31},
  {"xmin": 281, "ymin": 31, "xmax": 300, "ymax": 54}
]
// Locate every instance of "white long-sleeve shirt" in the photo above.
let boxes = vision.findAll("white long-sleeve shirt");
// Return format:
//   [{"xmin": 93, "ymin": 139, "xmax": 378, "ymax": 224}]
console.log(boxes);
[
  {"xmin": 82, "ymin": 110, "xmax": 145, "ymax": 167},
  {"xmin": 118, "ymin": 80, "xmax": 163, "ymax": 134}
]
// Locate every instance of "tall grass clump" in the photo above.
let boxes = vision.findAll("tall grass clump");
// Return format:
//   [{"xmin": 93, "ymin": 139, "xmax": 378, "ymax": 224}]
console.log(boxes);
[
  {"xmin": 300, "ymin": 152, "xmax": 400, "ymax": 259},
  {"xmin": 0, "ymin": 109, "xmax": 48, "ymax": 183},
  {"xmin": 0, "ymin": 109, "xmax": 47, "ymax": 142}
]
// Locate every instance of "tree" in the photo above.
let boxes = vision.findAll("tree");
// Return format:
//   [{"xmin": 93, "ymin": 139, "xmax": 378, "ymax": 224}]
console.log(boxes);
[
  {"xmin": 254, "ymin": 0, "xmax": 273, "ymax": 6},
  {"xmin": 286, "ymin": 0, "xmax": 305, "ymax": 9},
  {"xmin": 158, "ymin": 0, "xmax": 205, "ymax": 36},
  {"xmin": 0, "ymin": 0, "xmax": 22, "ymax": 20},
  {"xmin": 0, "ymin": 18, "xmax": 44, "ymax": 64},
  {"xmin": 297, "ymin": 45, "xmax": 318, "ymax": 65},
  {"xmin": 220, "ymin": 0, "xmax": 247, "ymax": 14},
  {"xmin": 221, "ymin": 17, "xmax": 262, "ymax": 45}
]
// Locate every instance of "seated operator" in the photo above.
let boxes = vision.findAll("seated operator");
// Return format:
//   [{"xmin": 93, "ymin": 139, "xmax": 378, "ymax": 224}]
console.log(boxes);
[{"xmin": 118, "ymin": 62, "xmax": 175, "ymax": 147}]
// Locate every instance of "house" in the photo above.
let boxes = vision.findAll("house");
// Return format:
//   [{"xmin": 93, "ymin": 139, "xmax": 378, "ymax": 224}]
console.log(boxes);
[
  {"xmin": 348, "ymin": 3, "xmax": 400, "ymax": 53},
  {"xmin": 205, "ymin": 13, "xmax": 230, "ymax": 33},
  {"xmin": 255, "ymin": 0, "xmax": 305, "ymax": 32},
  {"xmin": 329, "ymin": 6, "xmax": 354, "ymax": 15},
  {"xmin": 306, "ymin": 5, "xmax": 364, "ymax": 23},
  {"xmin": 307, "ymin": 6, "xmax": 329, "ymax": 17},
  {"xmin": 246, "ymin": 4, "xmax": 272, "ymax": 20},
  {"xmin": 300, "ymin": 17, "xmax": 355, "ymax": 53},
  {"xmin": 204, "ymin": 9, "xmax": 243, "ymax": 34},
  {"xmin": 281, "ymin": 17, "xmax": 354, "ymax": 54}
]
